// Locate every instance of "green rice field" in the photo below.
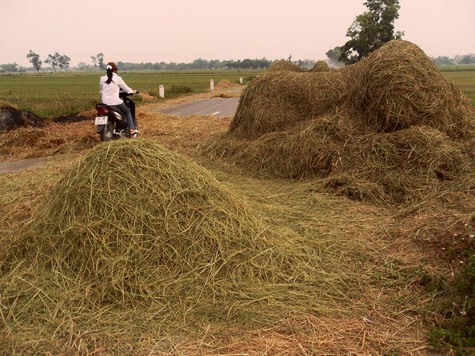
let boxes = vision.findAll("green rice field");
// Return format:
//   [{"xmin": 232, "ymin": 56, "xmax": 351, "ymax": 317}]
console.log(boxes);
[{"xmin": 443, "ymin": 70, "xmax": 475, "ymax": 106}]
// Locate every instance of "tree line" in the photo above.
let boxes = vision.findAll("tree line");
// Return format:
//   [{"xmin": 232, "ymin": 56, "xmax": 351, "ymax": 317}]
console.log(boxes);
[
  {"xmin": 1, "ymin": 54, "xmax": 316, "ymax": 73},
  {"xmin": 1, "ymin": 1, "xmax": 474, "ymax": 74},
  {"xmin": 4, "ymin": 51, "xmax": 473, "ymax": 74}
]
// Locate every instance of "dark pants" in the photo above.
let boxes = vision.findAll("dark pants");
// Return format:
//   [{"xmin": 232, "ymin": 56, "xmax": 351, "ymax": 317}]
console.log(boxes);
[{"xmin": 110, "ymin": 103, "xmax": 135, "ymax": 130}]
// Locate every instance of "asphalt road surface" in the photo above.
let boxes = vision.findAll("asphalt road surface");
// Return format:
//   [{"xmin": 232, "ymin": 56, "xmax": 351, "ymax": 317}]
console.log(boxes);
[
  {"xmin": 159, "ymin": 97, "xmax": 239, "ymax": 118},
  {"xmin": 0, "ymin": 157, "xmax": 47, "ymax": 174}
]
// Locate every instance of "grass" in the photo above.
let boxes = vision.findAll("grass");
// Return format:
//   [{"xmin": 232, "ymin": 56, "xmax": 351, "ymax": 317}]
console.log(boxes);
[
  {"xmin": 438, "ymin": 64, "xmax": 475, "ymax": 71},
  {"xmin": 428, "ymin": 248, "xmax": 475, "ymax": 354},
  {"xmin": 443, "ymin": 70, "xmax": 475, "ymax": 106}
]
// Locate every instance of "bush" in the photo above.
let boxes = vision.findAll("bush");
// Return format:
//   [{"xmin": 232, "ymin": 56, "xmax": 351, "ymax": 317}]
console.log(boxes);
[
  {"xmin": 168, "ymin": 84, "xmax": 193, "ymax": 95},
  {"xmin": 429, "ymin": 219, "xmax": 475, "ymax": 354}
]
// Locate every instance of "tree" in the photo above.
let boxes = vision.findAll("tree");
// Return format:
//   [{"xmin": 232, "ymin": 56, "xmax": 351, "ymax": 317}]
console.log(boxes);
[
  {"xmin": 338, "ymin": 0, "xmax": 404, "ymax": 64},
  {"xmin": 45, "ymin": 52, "xmax": 61, "ymax": 72},
  {"xmin": 45, "ymin": 52, "xmax": 71, "ymax": 72},
  {"xmin": 77, "ymin": 62, "xmax": 92, "ymax": 71},
  {"xmin": 58, "ymin": 54, "xmax": 71, "ymax": 70},
  {"xmin": 96, "ymin": 53, "xmax": 105, "ymax": 69},
  {"xmin": 459, "ymin": 54, "xmax": 475, "ymax": 65},
  {"xmin": 91, "ymin": 55, "xmax": 98, "ymax": 68},
  {"xmin": 431, "ymin": 56, "xmax": 454, "ymax": 66},
  {"xmin": 192, "ymin": 58, "xmax": 209, "ymax": 69},
  {"xmin": 0, "ymin": 63, "xmax": 19, "ymax": 72},
  {"xmin": 26, "ymin": 50, "xmax": 42, "ymax": 72},
  {"xmin": 241, "ymin": 59, "xmax": 255, "ymax": 69},
  {"xmin": 326, "ymin": 46, "xmax": 344, "ymax": 67},
  {"xmin": 91, "ymin": 53, "xmax": 104, "ymax": 69}
]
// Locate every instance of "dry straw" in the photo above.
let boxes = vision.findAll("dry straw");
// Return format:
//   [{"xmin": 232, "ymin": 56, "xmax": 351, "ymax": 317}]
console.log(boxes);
[
  {"xmin": 267, "ymin": 59, "xmax": 305, "ymax": 73},
  {"xmin": 229, "ymin": 69, "xmax": 353, "ymax": 139},
  {"xmin": 206, "ymin": 40, "xmax": 475, "ymax": 204},
  {"xmin": 347, "ymin": 40, "xmax": 472, "ymax": 137},
  {"xmin": 0, "ymin": 130, "xmax": 454, "ymax": 353},
  {"xmin": 308, "ymin": 60, "xmax": 331, "ymax": 72},
  {"xmin": 0, "ymin": 152, "xmax": 433, "ymax": 353},
  {"xmin": 2, "ymin": 140, "xmax": 371, "ymax": 350},
  {"xmin": 0, "ymin": 121, "xmax": 97, "ymax": 158}
]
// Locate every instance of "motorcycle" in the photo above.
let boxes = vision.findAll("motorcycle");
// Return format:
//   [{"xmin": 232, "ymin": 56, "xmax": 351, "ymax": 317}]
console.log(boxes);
[{"xmin": 94, "ymin": 90, "xmax": 139, "ymax": 142}]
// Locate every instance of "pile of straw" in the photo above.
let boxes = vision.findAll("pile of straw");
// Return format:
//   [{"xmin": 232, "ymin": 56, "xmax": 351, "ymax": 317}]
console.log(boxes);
[
  {"xmin": 0, "ymin": 104, "xmax": 44, "ymax": 133},
  {"xmin": 1, "ymin": 140, "xmax": 331, "ymax": 347},
  {"xmin": 309, "ymin": 60, "xmax": 330, "ymax": 72},
  {"xmin": 348, "ymin": 40, "xmax": 472, "ymax": 137},
  {"xmin": 215, "ymin": 79, "xmax": 234, "ymax": 89},
  {"xmin": 1, "ymin": 140, "xmax": 436, "ymax": 352},
  {"xmin": 229, "ymin": 69, "xmax": 352, "ymax": 139},
  {"xmin": 205, "ymin": 40, "xmax": 475, "ymax": 203},
  {"xmin": 267, "ymin": 59, "xmax": 305, "ymax": 73}
]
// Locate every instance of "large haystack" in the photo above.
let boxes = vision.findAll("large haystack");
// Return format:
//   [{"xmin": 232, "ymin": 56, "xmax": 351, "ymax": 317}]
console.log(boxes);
[
  {"xmin": 229, "ymin": 69, "xmax": 353, "ymax": 139},
  {"xmin": 208, "ymin": 109, "xmax": 473, "ymax": 203},
  {"xmin": 229, "ymin": 40, "xmax": 472, "ymax": 140},
  {"xmin": 348, "ymin": 40, "xmax": 472, "ymax": 137},
  {"xmin": 1, "ymin": 140, "xmax": 321, "ymax": 337},
  {"xmin": 206, "ymin": 40, "xmax": 475, "ymax": 203}
]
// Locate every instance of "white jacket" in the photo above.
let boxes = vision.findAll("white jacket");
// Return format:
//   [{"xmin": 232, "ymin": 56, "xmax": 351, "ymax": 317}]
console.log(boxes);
[{"xmin": 99, "ymin": 72, "xmax": 134, "ymax": 105}]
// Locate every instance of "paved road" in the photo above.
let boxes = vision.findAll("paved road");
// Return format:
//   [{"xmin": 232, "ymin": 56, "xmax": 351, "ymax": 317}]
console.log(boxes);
[
  {"xmin": 0, "ymin": 157, "xmax": 47, "ymax": 174},
  {"xmin": 159, "ymin": 97, "xmax": 239, "ymax": 118}
]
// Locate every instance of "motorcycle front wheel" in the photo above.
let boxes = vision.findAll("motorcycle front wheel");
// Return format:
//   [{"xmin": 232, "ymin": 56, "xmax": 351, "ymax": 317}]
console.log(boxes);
[{"xmin": 100, "ymin": 120, "xmax": 115, "ymax": 142}]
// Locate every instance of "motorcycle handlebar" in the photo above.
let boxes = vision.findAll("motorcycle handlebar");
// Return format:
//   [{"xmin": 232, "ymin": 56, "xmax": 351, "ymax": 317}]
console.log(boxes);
[{"xmin": 119, "ymin": 90, "xmax": 139, "ymax": 98}]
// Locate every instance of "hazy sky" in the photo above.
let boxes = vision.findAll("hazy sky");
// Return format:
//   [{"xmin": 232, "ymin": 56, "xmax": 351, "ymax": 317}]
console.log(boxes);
[{"xmin": 1, "ymin": 0, "xmax": 474, "ymax": 67}]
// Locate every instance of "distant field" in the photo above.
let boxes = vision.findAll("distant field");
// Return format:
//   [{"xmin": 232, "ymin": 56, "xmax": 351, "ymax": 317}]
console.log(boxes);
[
  {"xmin": 438, "ymin": 64, "xmax": 475, "ymax": 71},
  {"xmin": 0, "ymin": 70, "xmax": 262, "ymax": 117},
  {"xmin": 442, "ymin": 70, "xmax": 475, "ymax": 106},
  {"xmin": 0, "ymin": 67, "xmax": 474, "ymax": 117}
]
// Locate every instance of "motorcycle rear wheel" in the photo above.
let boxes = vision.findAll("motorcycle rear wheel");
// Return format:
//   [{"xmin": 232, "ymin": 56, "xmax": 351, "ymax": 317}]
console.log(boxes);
[{"xmin": 100, "ymin": 120, "xmax": 115, "ymax": 142}]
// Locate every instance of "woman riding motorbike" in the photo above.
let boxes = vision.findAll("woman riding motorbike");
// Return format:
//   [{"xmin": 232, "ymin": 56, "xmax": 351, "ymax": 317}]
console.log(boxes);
[{"xmin": 99, "ymin": 62, "xmax": 139, "ymax": 135}]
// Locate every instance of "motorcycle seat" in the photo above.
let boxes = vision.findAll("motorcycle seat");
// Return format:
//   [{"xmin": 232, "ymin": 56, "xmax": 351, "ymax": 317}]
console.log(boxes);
[{"xmin": 96, "ymin": 103, "xmax": 123, "ymax": 115}]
